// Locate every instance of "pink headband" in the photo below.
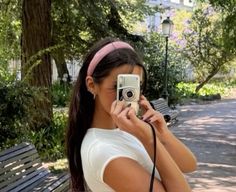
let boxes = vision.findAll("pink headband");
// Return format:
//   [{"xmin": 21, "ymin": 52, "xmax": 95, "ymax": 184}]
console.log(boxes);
[{"xmin": 87, "ymin": 41, "xmax": 134, "ymax": 76}]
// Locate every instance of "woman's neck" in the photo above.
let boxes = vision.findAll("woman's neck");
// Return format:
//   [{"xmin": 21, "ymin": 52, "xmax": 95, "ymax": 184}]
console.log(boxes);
[{"xmin": 91, "ymin": 107, "xmax": 116, "ymax": 129}]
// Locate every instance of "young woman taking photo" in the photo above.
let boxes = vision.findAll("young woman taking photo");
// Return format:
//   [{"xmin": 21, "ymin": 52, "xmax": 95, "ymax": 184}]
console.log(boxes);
[{"xmin": 66, "ymin": 37, "xmax": 197, "ymax": 192}]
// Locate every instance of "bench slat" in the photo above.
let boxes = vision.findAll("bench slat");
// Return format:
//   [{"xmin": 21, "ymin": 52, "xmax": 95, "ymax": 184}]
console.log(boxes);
[
  {"xmin": 48, "ymin": 173, "xmax": 70, "ymax": 192},
  {"xmin": 0, "ymin": 142, "xmax": 70, "ymax": 192},
  {"xmin": 11, "ymin": 170, "xmax": 49, "ymax": 192},
  {"xmin": 0, "ymin": 144, "xmax": 36, "ymax": 162},
  {"xmin": 33, "ymin": 173, "xmax": 70, "ymax": 192},
  {"xmin": 0, "ymin": 149, "xmax": 41, "ymax": 185},
  {"xmin": 0, "ymin": 142, "xmax": 30, "ymax": 158},
  {"xmin": 0, "ymin": 162, "xmax": 45, "ymax": 189},
  {"xmin": 1, "ymin": 147, "xmax": 39, "ymax": 167},
  {"xmin": 31, "ymin": 175, "xmax": 59, "ymax": 192},
  {"xmin": 1, "ymin": 168, "xmax": 49, "ymax": 192},
  {"xmin": 0, "ymin": 153, "xmax": 39, "ymax": 175},
  {"xmin": 53, "ymin": 181, "xmax": 70, "ymax": 192},
  {"xmin": 150, "ymin": 98, "xmax": 179, "ymax": 124},
  {"xmin": 0, "ymin": 159, "xmax": 42, "ymax": 183},
  {"xmin": 19, "ymin": 173, "xmax": 62, "ymax": 192}
]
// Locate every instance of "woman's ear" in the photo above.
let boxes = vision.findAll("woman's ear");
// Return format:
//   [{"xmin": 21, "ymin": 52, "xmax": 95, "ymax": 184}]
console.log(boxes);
[{"xmin": 86, "ymin": 76, "xmax": 96, "ymax": 95}]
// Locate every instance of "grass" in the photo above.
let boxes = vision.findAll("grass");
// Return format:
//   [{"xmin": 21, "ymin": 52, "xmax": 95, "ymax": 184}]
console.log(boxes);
[{"xmin": 44, "ymin": 158, "xmax": 68, "ymax": 174}]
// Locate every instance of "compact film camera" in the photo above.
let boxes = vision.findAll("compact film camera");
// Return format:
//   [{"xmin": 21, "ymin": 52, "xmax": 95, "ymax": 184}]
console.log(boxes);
[{"xmin": 117, "ymin": 74, "xmax": 140, "ymax": 115}]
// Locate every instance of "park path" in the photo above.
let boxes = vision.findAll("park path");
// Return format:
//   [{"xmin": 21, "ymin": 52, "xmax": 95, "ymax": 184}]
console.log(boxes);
[{"xmin": 171, "ymin": 99, "xmax": 236, "ymax": 192}]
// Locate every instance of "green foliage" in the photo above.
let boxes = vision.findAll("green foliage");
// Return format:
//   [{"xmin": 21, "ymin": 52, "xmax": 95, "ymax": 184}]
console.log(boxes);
[
  {"xmin": 52, "ymin": 81, "xmax": 71, "ymax": 107},
  {"xmin": 0, "ymin": 80, "xmax": 45, "ymax": 150},
  {"xmin": 182, "ymin": 3, "xmax": 235, "ymax": 86},
  {"xmin": 0, "ymin": 64, "xmax": 67, "ymax": 159},
  {"xmin": 0, "ymin": 0, "xmax": 21, "ymax": 66},
  {"xmin": 51, "ymin": 0, "xmax": 157, "ymax": 59},
  {"xmin": 205, "ymin": 0, "xmax": 236, "ymax": 52},
  {"xmin": 0, "ymin": 71, "xmax": 67, "ymax": 159},
  {"xmin": 1, "ymin": 0, "xmax": 156, "ymax": 62},
  {"xmin": 176, "ymin": 81, "xmax": 234, "ymax": 102},
  {"xmin": 0, "ymin": 0, "xmax": 166, "ymax": 160},
  {"xmin": 142, "ymin": 33, "xmax": 186, "ymax": 105},
  {"xmin": 0, "ymin": 64, "xmax": 51, "ymax": 151},
  {"xmin": 29, "ymin": 111, "xmax": 67, "ymax": 161},
  {"xmin": 229, "ymin": 79, "xmax": 236, "ymax": 87}
]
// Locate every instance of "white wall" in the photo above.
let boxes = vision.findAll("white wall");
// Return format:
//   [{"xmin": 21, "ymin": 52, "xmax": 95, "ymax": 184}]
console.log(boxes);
[{"xmin": 52, "ymin": 59, "xmax": 81, "ymax": 82}]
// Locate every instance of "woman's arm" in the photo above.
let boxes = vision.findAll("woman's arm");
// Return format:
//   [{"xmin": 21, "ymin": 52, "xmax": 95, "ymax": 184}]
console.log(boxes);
[
  {"xmin": 139, "ymin": 132, "xmax": 192, "ymax": 192},
  {"xmin": 157, "ymin": 129, "xmax": 197, "ymax": 173},
  {"xmin": 109, "ymin": 101, "xmax": 191, "ymax": 191},
  {"xmin": 139, "ymin": 96, "xmax": 197, "ymax": 173},
  {"xmin": 104, "ymin": 157, "xmax": 167, "ymax": 192},
  {"xmin": 104, "ymin": 136, "xmax": 191, "ymax": 192}
]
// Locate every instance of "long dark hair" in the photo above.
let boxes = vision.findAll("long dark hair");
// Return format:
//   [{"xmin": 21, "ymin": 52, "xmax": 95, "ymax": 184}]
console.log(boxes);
[{"xmin": 66, "ymin": 37, "xmax": 147, "ymax": 191}]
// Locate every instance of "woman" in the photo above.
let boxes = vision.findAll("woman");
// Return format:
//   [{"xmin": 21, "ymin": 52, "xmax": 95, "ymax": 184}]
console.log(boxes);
[{"xmin": 66, "ymin": 37, "xmax": 197, "ymax": 192}]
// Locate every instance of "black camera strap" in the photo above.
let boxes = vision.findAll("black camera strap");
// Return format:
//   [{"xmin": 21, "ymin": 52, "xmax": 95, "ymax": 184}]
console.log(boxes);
[{"xmin": 148, "ymin": 122, "xmax": 157, "ymax": 192}]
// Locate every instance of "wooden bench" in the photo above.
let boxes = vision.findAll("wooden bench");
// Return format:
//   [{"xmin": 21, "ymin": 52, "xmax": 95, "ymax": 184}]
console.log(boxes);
[
  {"xmin": 150, "ymin": 98, "xmax": 179, "ymax": 126},
  {"xmin": 0, "ymin": 142, "xmax": 70, "ymax": 192}
]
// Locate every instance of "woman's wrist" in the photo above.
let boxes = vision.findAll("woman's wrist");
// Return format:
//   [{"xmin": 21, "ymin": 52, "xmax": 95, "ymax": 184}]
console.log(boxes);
[
  {"xmin": 136, "ymin": 123, "xmax": 155, "ymax": 145},
  {"xmin": 157, "ymin": 127, "xmax": 172, "ymax": 145}
]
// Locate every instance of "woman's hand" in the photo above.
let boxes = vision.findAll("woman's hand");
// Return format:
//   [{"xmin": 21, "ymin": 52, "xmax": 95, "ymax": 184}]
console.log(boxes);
[
  {"xmin": 110, "ymin": 99, "xmax": 192, "ymax": 191},
  {"xmin": 110, "ymin": 100, "xmax": 153, "ymax": 142},
  {"xmin": 139, "ymin": 95, "xmax": 170, "ymax": 139},
  {"xmin": 139, "ymin": 96, "xmax": 197, "ymax": 173}
]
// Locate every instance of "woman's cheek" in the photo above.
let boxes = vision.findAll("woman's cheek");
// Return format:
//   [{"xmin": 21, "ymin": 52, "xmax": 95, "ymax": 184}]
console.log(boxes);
[{"xmin": 108, "ymin": 94, "xmax": 116, "ymax": 110}]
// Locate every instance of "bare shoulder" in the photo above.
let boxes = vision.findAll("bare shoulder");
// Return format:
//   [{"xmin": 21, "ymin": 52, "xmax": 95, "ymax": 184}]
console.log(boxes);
[{"xmin": 103, "ymin": 157, "xmax": 166, "ymax": 192}]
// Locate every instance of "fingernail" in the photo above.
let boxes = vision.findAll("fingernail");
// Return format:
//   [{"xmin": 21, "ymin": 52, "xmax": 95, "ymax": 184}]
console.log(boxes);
[{"xmin": 143, "ymin": 119, "xmax": 151, "ymax": 123}]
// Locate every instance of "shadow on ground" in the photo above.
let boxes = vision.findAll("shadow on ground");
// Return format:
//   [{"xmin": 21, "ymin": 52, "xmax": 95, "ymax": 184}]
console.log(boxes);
[{"xmin": 171, "ymin": 99, "xmax": 236, "ymax": 192}]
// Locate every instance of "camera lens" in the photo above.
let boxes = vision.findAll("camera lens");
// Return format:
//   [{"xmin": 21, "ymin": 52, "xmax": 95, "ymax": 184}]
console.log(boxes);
[{"xmin": 126, "ymin": 90, "xmax": 133, "ymax": 98}]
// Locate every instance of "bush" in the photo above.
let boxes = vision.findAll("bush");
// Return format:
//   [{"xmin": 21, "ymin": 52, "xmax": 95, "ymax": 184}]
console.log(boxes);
[
  {"xmin": 29, "ymin": 111, "xmax": 68, "ymax": 161},
  {"xmin": 0, "ymin": 66, "xmax": 67, "ymax": 161},
  {"xmin": 142, "ymin": 33, "xmax": 186, "ymax": 106},
  {"xmin": 176, "ymin": 82, "xmax": 232, "ymax": 102},
  {"xmin": 52, "ymin": 81, "xmax": 71, "ymax": 107},
  {"xmin": 0, "ymin": 84, "xmax": 67, "ymax": 160},
  {"xmin": 0, "ymin": 80, "xmax": 45, "ymax": 150}
]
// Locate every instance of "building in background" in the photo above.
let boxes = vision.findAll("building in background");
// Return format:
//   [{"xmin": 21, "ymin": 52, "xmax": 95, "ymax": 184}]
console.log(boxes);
[{"xmin": 146, "ymin": 0, "xmax": 195, "ymax": 32}]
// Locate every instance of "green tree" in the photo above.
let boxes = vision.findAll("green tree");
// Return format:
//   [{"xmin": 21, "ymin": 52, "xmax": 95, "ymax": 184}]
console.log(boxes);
[
  {"xmin": 21, "ymin": 0, "xmax": 52, "ymax": 129},
  {"xmin": 143, "ymin": 33, "xmax": 186, "ymax": 105},
  {"xmin": 50, "ymin": 0, "xmax": 159, "ymax": 82},
  {"xmin": 182, "ymin": 4, "xmax": 235, "ymax": 92},
  {"xmin": 1, "ymin": 0, "xmax": 162, "ymax": 124},
  {"xmin": 0, "ymin": 0, "xmax": 21, "ymax": 68},
  {"xmin": 204, "ymin": 0, "xmax": 236, "ymax": 53},
  {"xmin": 1, "ymin": 0, "xmax": 159, "ymax": 84}
]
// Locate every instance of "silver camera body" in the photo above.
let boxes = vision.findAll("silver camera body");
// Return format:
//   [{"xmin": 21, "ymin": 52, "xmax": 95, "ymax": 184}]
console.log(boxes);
[{"xmin": 117, "ymin": 74, "xmax": 140, "ymax": 115}]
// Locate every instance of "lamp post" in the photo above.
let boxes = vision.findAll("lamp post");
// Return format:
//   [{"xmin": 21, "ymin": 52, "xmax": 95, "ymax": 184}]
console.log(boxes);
[{"xmin": 161, "ymin": 17, "xmax": 173, "ymax": 102}]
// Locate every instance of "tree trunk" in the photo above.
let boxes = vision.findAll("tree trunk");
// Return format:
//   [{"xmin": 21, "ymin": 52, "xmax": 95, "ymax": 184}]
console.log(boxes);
[
  {"xmin": 21, "ymin": 0, "xmax": 52, "ymax": 129},
  {"xmin": 195, "ymin": 68, "xmax": 220, "ymax": 93},
  {"xmin": 52, "ymin": 48, "xmax": 71, "ymax": 84}
]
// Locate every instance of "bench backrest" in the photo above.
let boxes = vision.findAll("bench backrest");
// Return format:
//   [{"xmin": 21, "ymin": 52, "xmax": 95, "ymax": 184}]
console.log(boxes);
[
  {"xmin": 150, "ymin": 98, "xmax": 171, "ymax": 122},
  {"xmin": 0, "ymin": 142, "xmax": 49, "ymax": 191},
  {"xmin": 150, "ymin": 98, "xmax": 169, "ymax": 112}
]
